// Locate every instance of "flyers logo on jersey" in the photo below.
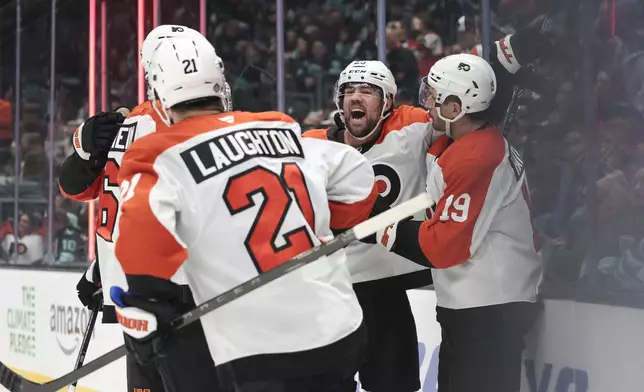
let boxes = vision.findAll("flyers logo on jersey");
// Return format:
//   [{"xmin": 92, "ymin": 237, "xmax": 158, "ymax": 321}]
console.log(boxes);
[{"xmin": 373, "ymin": 163, "xmax": 401, "ymax": 206}]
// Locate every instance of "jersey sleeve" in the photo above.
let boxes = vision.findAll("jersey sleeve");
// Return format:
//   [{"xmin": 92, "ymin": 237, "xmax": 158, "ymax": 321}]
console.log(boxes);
[
  {"xmin": 58, "ymin": 152, "xmax": 104, "ymax": 201},
  {"xmin": 301, "ymin": 128, "xmax": 329, "ymax": 140},
  {"xmin": 324, "ymin": 143, "xmax": 378, "ymax": 231},
  {"xmin": 114, "ymin": 141, "xmax": 188, "ymax": 282},
  {"xmin": 414, "ymin": 153, "xmax": 509, "ymax": 269}
]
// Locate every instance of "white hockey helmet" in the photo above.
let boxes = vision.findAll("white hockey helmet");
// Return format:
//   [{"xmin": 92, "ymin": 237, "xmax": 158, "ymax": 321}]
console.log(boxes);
[
  {"xmin": 141, "ymin": 25, "xmax": 233, "ymax": 110},
  {"xmin": 333, "ymin": 60, "xmax": 397, "ymax": 140},
  {"xmin": 420, "ymin": 53, "xmax": 496, "ymax": 135},
  {"xmin": 141, "ymin": 25, "xmax": 206, "ymax": 100},
  {"xmin": 148, "ymin": 37, "xmax": 228, "ymax": 125}
]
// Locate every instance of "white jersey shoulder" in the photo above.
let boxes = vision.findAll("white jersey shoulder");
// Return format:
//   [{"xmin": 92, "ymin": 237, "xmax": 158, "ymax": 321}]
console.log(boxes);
[{"xmin": 108, "ymin": 103, "xmax": 161, "ymax": 165}]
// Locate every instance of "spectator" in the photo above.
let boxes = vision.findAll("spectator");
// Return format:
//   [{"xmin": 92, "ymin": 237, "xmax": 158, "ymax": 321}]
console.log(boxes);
[
  {"xmin": 355, "ymin": 25, "xmax": 379, "ymax": 61},
  {"xmin": 52, "ymin": 210, "xmax": 84, "ymax": 264},
  {"xmin": 386, "ymin": 21, "xmax": 419, "ymax": 101},
  {"xmin": 596, "ymin": 167, "xmax": 644, "ymax": 288},
  {"xmin": 1, "ymin": 213, "xmax": 44, "ymax": 265},
  {"xmin": 335, "ymin": 26, "xmax": 361, "ymax": 64},
  {"xmin": 21, "ymin": 132, "xmax": 47, "ymax": 184},
  {"xmin": 455, "ymin": 15, "xmax": 480, "ymax": 53},
  {"xmin": 0, "ymin": 99, "xmax": 12, "ymax": 147}
]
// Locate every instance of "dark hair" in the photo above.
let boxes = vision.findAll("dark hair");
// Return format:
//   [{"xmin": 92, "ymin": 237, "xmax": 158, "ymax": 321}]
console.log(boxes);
[
  {"xmin": 443, "ymin": 95, "xmax": 491, "ymax": 122},
  {"xmin": 170, "ymin": 96, "xmax": 225, "ymax": 113}
]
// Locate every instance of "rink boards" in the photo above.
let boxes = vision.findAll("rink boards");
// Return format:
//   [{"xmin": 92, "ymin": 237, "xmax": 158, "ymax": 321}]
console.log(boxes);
[{"xmin": 0, "ymin": 268, "xmax": 643, "ymax": 392}]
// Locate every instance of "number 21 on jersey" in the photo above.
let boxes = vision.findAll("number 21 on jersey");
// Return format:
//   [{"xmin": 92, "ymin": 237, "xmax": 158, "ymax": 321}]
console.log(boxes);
[{"xmin": 224, "ymin": 163, "xmax": 315, "ymax": 273}]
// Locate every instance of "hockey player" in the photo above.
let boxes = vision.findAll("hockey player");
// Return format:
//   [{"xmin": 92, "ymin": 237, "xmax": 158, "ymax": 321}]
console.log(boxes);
[
  {"xmin": 372, "ymin": 53, "xmax": 542, "ymax": 392},
  {"xmin": 59, "ymin": 25, "xmax": 230, "ymax": 391},
  {"xmin": 109, "ymin": 35, "xmax": 379, "ymax": 392},
  {"xmin": 303, "ymin": 61, "xmax": 433, "ymax": 392}
]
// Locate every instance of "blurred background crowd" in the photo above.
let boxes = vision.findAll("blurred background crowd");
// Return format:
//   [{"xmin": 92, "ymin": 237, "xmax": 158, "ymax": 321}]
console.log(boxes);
[{"xmin": 0, "ymin": 0, "xmax": 643, "ymax": 299}]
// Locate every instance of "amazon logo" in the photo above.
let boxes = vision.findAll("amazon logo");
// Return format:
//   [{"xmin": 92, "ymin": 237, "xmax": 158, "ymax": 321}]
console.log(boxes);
[{"xmin": 49, "ymin": 304, "xmax": 95, "ymax": 356}]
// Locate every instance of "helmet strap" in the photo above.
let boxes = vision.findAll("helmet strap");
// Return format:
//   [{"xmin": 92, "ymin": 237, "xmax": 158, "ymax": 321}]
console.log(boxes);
[
  {"xmin": 437, "ymin": 106, "xmax": 466, "ymax": 139},
  {"xmin": 152, "ymin": 97, "xmax": 173, "ymax": 126}
]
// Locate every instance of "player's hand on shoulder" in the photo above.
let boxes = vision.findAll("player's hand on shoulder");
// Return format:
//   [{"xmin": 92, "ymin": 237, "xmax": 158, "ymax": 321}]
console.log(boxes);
[
  {"xmin": 76, "ymin": 260, "xmax": 103, "ymax": 310},
  {"xmin": 110, "ymin": 279, "xmax": 183, "ymax": 366},
  {"xmin": 73, "ymin": 109, "xmax": 128, "ymax": 161}
]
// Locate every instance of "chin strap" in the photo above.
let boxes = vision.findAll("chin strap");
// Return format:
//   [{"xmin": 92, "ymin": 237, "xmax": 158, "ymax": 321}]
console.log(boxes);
[
  {"xmin": 152, "ymin": 98, "xmax": 174, "ymax": 126},
  {"xmin": 437, "ymin": 107, "xmax": 467, "ymax": 138}
]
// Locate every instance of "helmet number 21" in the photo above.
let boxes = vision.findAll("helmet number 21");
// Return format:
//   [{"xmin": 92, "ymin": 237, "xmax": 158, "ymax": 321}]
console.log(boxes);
[
  {"xmin": 183, "ymin": 59, "xmax": 198, "ymax": 74},
  {"xmin": 439, "ymin": 193, "xmax": 471, "ymax": 223}
]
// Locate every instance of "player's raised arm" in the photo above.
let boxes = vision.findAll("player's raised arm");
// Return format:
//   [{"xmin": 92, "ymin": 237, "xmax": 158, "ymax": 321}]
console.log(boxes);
[
  {"xmin": 58, "ymin": 110, "xmax": 127, "ymax": 201},
  {"xmin": 475, "ymin": 18, "xmax": 559, "ymax": 121}
]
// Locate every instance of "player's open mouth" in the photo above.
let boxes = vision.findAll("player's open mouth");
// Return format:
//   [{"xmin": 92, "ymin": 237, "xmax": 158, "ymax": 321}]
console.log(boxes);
[
  {"xmin": 351, "ymin": 108, "xmax": 366, "ymax": 119},
  {"xmin": 349, "ymin": 108, "xmax": 367, "ymax": 126}
]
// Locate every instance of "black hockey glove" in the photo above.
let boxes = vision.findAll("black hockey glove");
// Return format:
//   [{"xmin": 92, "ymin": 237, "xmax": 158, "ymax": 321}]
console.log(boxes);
[
  {"xmin": 77, "ymin": 260, "xmax": 103, "ymax": 310},
  {"xmin": 362, "ymin": 218, "xmax": 435, "ymax": 268},
  {"xmin": 72, "ymin": 111, "xmax": 125, "ymax": 161},
  {"xmin": 111, "ymin": 277, "xmax": 186, "ymax": 366}
]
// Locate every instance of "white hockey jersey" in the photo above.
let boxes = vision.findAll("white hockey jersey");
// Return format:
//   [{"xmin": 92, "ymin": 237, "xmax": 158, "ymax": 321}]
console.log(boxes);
[
  {"xmin": 66, "ymin": 101, "xmax": 183, "ymax": 307},
  {"xmin": 304, "ymin": 105, "xmax": 434, "ymax": 284},
  {"xmin": 114, "ymin": 111, "xmax": 377, "ymax": 367},
  {"xmin": 423, "ymin": 128, "xmax": 543, "ymax": 309}
]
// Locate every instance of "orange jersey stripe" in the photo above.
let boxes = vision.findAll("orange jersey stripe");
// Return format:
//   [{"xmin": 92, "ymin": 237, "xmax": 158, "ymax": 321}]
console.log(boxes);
[
  {"xmin": 329, "ymin": 184, "xmax": 378, "ymax": 230},
  {"xmin": 58, "ymin": 172, "xmax": 104, "ymax": 202}
]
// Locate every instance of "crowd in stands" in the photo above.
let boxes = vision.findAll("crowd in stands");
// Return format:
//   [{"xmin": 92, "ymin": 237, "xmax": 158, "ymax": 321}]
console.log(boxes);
[{"xmin": 0, "ymin": 0, "xmax": 643, "ymax": 298}]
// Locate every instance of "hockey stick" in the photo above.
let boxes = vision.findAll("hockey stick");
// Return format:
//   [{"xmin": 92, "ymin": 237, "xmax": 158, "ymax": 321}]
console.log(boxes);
[
  {"xmin": 67, "ymin": 297, "xmax": 101, "ymax": 392},
  {"xmin": 16, "ymin": 193, "xmax": 434, "ymax": 392},
  {"xmin": 499, "ymin": 85, "xmax": 525, "ymax": 135},
  {"xmin": 0, "ymin": 361, "xmax": 38, "ymax": 392}
]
